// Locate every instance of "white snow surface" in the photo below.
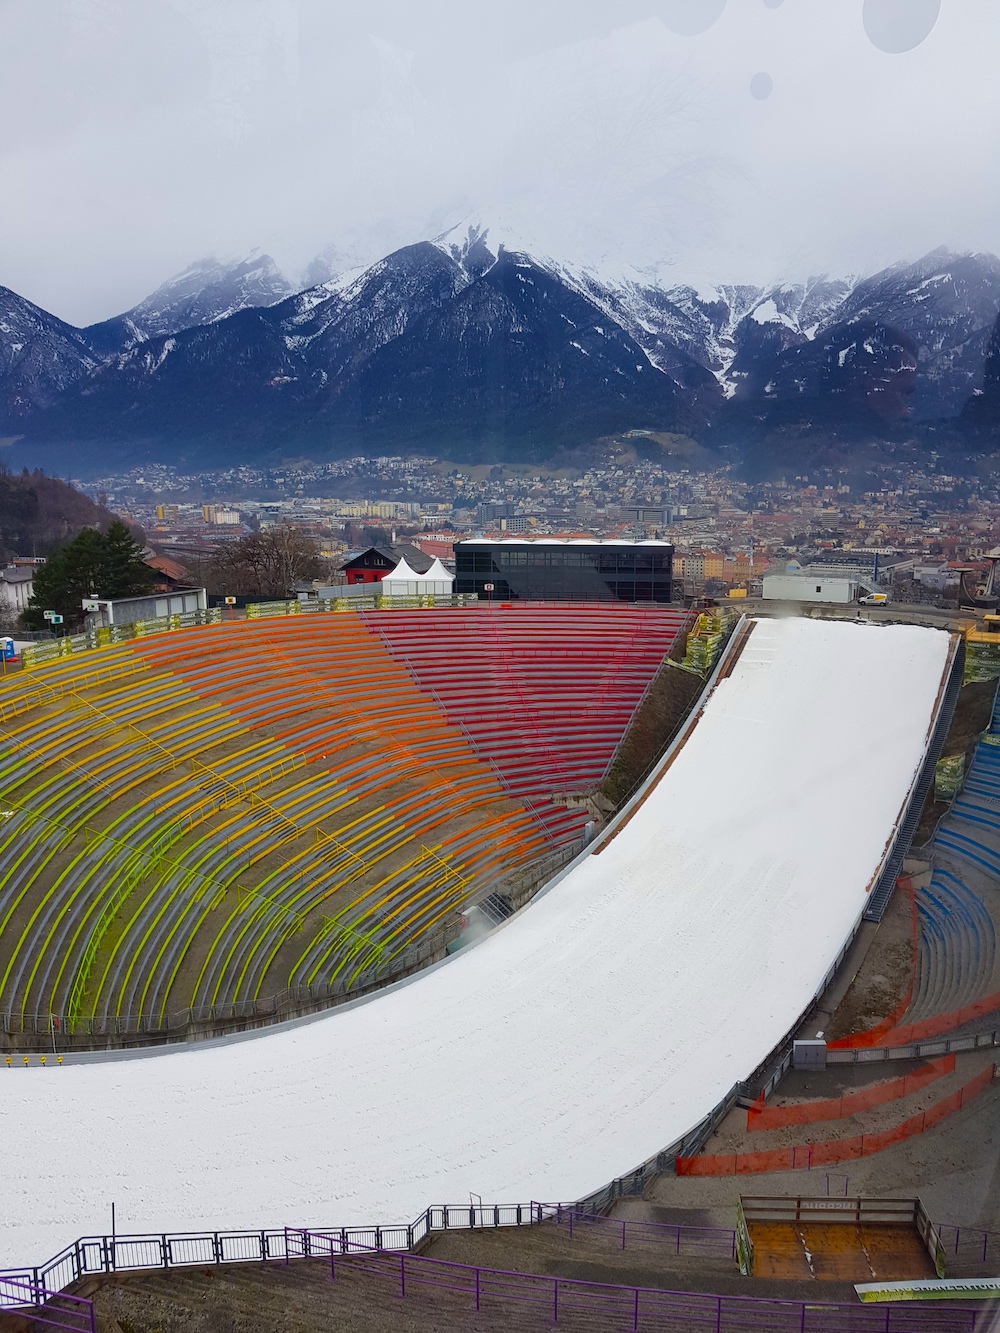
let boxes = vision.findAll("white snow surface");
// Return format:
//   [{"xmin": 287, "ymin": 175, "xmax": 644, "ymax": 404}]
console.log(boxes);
[{"xmin": 0, "ymin": 618, "xmax": 950, "ymax": 1269}]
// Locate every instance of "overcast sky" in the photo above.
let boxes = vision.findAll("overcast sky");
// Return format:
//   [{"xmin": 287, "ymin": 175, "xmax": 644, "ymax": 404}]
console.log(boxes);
[{"xmin": 2, "ymin": 0, "xmax": 998, "ymax": 325}]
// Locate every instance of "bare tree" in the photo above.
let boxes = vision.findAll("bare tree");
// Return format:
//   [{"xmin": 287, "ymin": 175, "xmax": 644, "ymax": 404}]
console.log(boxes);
[{"xmin": 207, "ymin": 526, "xmax": 326, "ymax": 598}]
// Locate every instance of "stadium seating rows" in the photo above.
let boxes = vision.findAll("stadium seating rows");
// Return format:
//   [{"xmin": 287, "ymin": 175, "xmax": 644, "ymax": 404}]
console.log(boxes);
[
  {"xmin": 361, "ymin": 605, "xmax": 689, "ymax": 833},
  {"xmin": 908, "ymin": 706, "xmax": 1000, "ymax": 1021},
  {"xmin": 0, "ymin": 606, "xmax": 686, "ymax": 1031},
  {"xmin": 909, "ymin": 870, "xmax": 997, "ymax": 1020}
]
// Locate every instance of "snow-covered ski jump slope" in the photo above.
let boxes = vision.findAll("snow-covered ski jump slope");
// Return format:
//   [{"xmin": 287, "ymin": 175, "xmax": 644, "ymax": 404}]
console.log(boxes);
[{"xmin": 1, "ymin": 617, "xmax": 953, "ymax": 1267}]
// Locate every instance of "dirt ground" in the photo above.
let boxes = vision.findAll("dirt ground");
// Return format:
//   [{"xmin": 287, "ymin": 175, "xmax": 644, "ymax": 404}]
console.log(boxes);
[
  {"xmin": 628, "ymin": 1080, "xmax": 1000, "ymax": 1232},
  {"xmin": 826, "ymin": 880, "xmax": 915, "ymax": 1040}
]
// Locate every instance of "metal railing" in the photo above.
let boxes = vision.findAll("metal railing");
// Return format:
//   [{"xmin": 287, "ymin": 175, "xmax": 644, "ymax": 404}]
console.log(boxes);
[
  {"xmin": 20, "ymin": 608, "xmax": 222, "ymax": 669},
  {"xmin": 308, "ymin": 1239, "xmax": 976, "ymax": 1332},
  {"xmin": 246, "ymin": 593, "xmax": 480, "ymax": 618},
  {"xmin": 827, "ymin": 1030, "xmax": 1000, "ymax": 1064},
  {"xmin": 935, "ymin": 1225, "xmax": 1000, "ymax": 1278},
  {"xmin": 0, "ymin": 1276, "xmax": 95, "ymax": 1332},
  {"xmin": 0, "ymin": 1203, "xmax": 543, "ymax": 1305},
  {"xmin": 1, "ymin": 1199, "xmax": 992, "ymax": 1319},
  {"xmin": 538, "ymin": 1204, "xmax": 737, "ymax": 1260}
]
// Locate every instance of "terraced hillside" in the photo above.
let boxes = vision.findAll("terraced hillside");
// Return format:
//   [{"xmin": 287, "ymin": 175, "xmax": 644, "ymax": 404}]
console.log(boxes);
[{"xmin": 0, "ymin": 604, "xmax": 687, "ymax": 1045}]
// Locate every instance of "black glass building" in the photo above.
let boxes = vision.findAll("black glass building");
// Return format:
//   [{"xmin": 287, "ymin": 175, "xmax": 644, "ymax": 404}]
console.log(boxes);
[{"xmin": 455, "ymin": 539, "xmax": 674, "ymax": 603}]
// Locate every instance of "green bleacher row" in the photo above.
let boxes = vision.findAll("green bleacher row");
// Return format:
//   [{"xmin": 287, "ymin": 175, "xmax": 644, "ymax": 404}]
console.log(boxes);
[{"xmin": 0, "ymin": 619, "xmax": 560, "ymax": 1032}]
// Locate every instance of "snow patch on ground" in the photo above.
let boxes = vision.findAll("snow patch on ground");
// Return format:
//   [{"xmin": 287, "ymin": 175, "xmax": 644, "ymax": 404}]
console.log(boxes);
[{"xmin": 0, "ymin": 618, "xmax": 950, "ymax": 1269}]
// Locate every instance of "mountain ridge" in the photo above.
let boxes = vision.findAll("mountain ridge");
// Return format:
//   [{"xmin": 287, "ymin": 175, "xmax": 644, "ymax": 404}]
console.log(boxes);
[{"xmin": 3, "ymin": 235, "xmax": 1000, "ymax": 472}]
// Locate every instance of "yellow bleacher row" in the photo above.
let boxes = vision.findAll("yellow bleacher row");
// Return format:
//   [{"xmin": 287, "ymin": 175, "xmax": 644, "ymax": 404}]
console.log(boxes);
[{"xmin": 0, "ymin": 616, "xmax": 559, "ymax": 1035}]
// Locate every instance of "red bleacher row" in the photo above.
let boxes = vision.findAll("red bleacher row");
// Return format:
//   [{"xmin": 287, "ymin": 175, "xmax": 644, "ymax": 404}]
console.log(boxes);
[{"xmin": 362, "ymin": 605, "xmax": 691, "ymax": 836}]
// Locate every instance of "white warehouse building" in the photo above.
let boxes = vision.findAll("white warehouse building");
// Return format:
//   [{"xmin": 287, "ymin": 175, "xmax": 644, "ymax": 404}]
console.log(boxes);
[{"xmin": 762, "ymin": 574, "xmax": 858, "ymax": 604}]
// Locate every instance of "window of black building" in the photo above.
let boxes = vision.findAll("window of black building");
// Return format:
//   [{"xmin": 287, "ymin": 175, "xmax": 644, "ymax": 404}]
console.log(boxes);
[{"xmin": 454, "ymin": 541, "xmax": 674, "ymax": 603}]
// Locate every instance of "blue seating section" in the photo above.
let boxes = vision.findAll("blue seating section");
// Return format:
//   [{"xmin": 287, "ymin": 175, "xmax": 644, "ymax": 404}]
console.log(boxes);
[
  {"xmin": 911, "ymin": 689, "xmax": 1000, "ymax": 1019},
  {"xmin": 909, "ymin": 870, "xmax": 996, "ymax": 1019}
]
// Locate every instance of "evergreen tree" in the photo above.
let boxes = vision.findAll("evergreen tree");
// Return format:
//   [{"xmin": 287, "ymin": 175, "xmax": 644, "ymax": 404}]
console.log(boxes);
[
  {"xmin": 23, "ymin": 522, "xmax": 154, "ymax": 630},
  {"xmin": 100, "ymin": 519, "xmax": 155, "ymax": 599}
]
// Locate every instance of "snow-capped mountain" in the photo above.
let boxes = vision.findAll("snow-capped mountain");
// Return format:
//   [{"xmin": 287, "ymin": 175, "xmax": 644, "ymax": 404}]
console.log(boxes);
[
  {"xmin": 828, "ymin": 249, "xmax": 1000, "ymax": 419},
  {"xmin": 732, "ymin": 319, "xmax": 919, "ymax": 422},
  {"xmin": 0, "ymin": 287, "xmax": 101, "ymax": 419},
  {"xmin": 82, "ymin": 253, "xmax": 293, "ymax": 356},
  {"xmin": 3, "ymin": 228, "xmax": 1000, "ymax": 470},
  {"xmin": 21, "ymin": 241, "xmax": 702, "ymax": 464},
  {"xmin": 431, "ymin": 225, "xmax": 1000, "ymax": 421}
]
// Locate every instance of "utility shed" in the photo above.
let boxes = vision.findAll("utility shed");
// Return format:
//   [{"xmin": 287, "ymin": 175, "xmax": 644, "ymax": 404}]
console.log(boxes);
[
  {"xmin": 83, "ymin": 588, "xmax": 207, "ymax": 628},
  {"xmin": 763, "ymin": 574, "xmax": 858, "ymax": 604}
]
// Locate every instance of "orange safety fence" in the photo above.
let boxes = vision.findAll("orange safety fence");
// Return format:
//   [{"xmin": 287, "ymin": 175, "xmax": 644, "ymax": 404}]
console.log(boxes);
[
  {"xmin": 677, "ymin": 1063, "xmax": 995, "ymax": 1176},
  {"xmin": 831, "ymin": 988, "xmax": 1000, "ymax": 1050},
  {"xmin": 747, "ymin": 1053, "xmax": 954, "ymax": 1131}
]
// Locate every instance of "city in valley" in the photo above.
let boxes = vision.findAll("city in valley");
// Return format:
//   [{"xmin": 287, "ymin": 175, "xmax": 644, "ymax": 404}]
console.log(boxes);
[{"xmin": 76, "ymin": 451, "xmax": 1000, "ymax": 605}]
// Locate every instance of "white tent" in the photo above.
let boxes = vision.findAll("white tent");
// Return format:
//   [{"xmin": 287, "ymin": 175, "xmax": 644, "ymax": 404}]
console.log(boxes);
[
  {"xmin": 421, "ymin": 557, "xmax": 455, "ymax": 595},
  {"xmin": 381, "ymin": 555, "xmax": 454, "ymax": 597}
]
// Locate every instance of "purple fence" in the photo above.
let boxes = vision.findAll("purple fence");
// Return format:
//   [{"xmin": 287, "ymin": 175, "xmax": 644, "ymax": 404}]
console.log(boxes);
[
  {"xmin": 537, "ymin": 1203, "xmax": 738, "ymax": 1260},
  {"xmin": 310, "ymin": 1244, "xmax": 978, "ymax": 1332},
  {"xmin": 0, "ymin": 1276, "xmax": 95, "ymax": 1333}
]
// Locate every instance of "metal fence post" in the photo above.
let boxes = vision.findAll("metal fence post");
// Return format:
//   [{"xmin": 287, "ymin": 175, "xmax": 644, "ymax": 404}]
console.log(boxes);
[
  {"xmin": 553, "ymin": 1277, "xmax": 558, "ymax": 1322},
  {"xmin": 399, "ymin": 1253, "xmax": 405, "ymax": 1298},
  {"xmin": 633, "ymin": 1286, "xmax": 640, "ymax": 1332},
  {"xmin": 160, "ymin": 1235, "xmax": 168, "ymax": 1269},
  {"xmin": 475, "ymin": 1266, "xmax": 481, "ymax": 1311}
]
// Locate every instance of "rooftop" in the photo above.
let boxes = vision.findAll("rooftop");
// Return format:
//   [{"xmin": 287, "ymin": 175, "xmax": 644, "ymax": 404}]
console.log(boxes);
[{"xmin": 458, "ymin": 538, "xmax": 673, "ymax": 547}]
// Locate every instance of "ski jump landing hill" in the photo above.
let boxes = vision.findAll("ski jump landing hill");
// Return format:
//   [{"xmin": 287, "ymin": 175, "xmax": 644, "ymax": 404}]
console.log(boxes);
[{"xmin": 0, "ymin": 616, "xmax": 955, "ymax": 1269}]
